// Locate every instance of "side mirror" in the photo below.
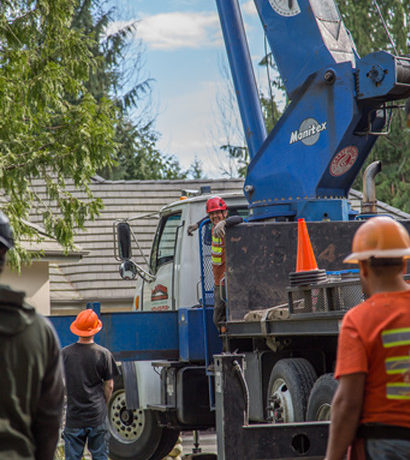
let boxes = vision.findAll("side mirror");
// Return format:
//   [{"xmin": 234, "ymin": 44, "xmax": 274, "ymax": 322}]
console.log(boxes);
[
  {"xmin": 119, "ymin": 260, "xmax": 138, "ymax": 280},
  {"xmin": 117, "ymin": 222, "xmax": 132, "ymax": 260},
  {"xmin": 114, "ymin": 220, "xmax": 156, "ymax": 283}
]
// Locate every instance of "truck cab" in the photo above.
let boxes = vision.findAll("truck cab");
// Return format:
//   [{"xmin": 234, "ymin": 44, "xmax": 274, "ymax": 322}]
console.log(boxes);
[
  {"xmin": 109, "ymin": 191, "xmax": 247, "ymax": 460},
  {"xmin": 131, "ymin": 192, "xmax": 248, "ymax": 313}
]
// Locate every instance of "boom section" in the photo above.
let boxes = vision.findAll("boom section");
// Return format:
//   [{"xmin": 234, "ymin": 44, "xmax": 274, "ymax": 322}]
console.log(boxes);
[{"xmin": 216, "ymin": 0, "xmax": 410, "ymax": 221}]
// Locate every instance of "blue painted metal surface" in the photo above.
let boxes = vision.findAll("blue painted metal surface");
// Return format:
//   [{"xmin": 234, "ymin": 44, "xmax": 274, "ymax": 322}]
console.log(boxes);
[
  {"xmin": 356, "ymin": 52, "xmax": 410, "ymax": 101},
  {"xmin": 49, "ymin": 310, "xmax": 179, "ymax": 362},
  {"xmin": 244, "ymin": 60, "xmax": 382, "ymax": 221},
  {"xmin": 254, "ymin": 0, "xmax": 356, "ymax": 99},
  {"xmin": 178, "ymin": 308, "xmax": 222, "ymax": 362},
  {"xmin": 50, "ymin": 306, "xmax": 221, "ymax": 364},
  {"xmin": 215, "ymin": 0, "xmax": 266, "ymax": 159},
  {"xmin": 216, "ymin": 0, "xmax": 410, "ymax": 222}
]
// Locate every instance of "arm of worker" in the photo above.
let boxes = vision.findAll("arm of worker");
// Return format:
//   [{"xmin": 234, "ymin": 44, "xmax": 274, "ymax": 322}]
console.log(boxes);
[
  {"xmin": 104, "ymin": 378, "xmax": 114, "ymax": 403},
  {"xmin": 102, "ymin": 351, "xmax": 120, "ymax": 404},
  {"xmin": 187, "ymin": 216, "xmax": 208, "ymax": 236},
  {"xmin": 33, "ymin": 319, "xmax": 65, "ymax": 460},
  {"xmin": 325, "ymin": 372, "xmax": 365, "ymax": 460},
  {"xmin": 214, "ymin": 215, "xmax": 243, "ymax": 238}
]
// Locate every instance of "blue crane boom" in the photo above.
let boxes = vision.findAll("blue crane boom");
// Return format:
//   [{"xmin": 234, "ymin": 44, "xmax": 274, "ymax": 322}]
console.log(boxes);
[{"xmin": 216, "ymin": 0, "xmax": 410, "ymax": 221}]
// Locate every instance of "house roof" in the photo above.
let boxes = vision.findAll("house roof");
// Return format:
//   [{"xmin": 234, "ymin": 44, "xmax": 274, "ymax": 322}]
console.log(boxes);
[
  {"xmin": 20, "ymin": 221, "xmax": 86, "ymax": 262},
  {"xmin": 28, "ymin": 177, "xmax": 409, "ymax": 314},
  {"xmin": 20, "ymin": 238, "xmax": 86, "ymax": 262},
  {"xmin": 1, "ymin": 197, "xmax": 85, "ymax": 262},
  {"xmin": 34, "ymin": 178, "xmax": 245, "ymax": 314}
]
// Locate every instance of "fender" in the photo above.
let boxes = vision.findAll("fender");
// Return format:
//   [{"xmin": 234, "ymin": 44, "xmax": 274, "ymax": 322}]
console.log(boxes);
[{"xmin": 121, "ymin": 361, "xmax": 161, "ymax": 410}]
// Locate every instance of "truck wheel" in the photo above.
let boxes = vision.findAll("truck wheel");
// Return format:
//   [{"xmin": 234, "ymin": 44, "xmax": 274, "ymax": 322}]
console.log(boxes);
[
  {"xmin": 267, "ymin": 358, "xmax": 317, "ymax": 423},
  {"xmin": 150, "ymin": 429, "xmax": 181, "ymax": 460},
  {"xmin": 108, "ymin": 376, "xmax": 163, "ymax": 460},
  {"xmin": 306, "ymin": 373, "xmax": 338, "ymax": 421}
]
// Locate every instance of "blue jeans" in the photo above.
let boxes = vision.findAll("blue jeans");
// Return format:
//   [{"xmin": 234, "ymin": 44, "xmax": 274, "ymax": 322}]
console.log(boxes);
[
  {"xmin": 63, "ymin": 422, "xmax": 109, "ymax": 460},
  {"xmin": 366, "ymin": 438, "xmax": 410, "ymax": 460}
]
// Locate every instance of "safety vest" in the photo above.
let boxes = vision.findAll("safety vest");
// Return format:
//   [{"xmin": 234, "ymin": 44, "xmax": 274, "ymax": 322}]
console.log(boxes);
[
  {"xmin": 211, "ymin": 232, "xmax": 224, "ymax": 266},
  {"xmin": 211, "ymin": 228, "xmax": 225, "ymax": 285},
  {"xmin": 382, "ymin": 327, "xmax": 410, "ymax": 400}
]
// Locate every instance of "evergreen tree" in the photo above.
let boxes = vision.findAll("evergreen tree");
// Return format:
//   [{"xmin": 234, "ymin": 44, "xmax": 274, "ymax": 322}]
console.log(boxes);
[
  {"xmin": 72, "ymin": 0, "xmax": 187, "ymax": 181},
  {"xmin": 187, "ymin": 157, "xmax": 205, "ymax": 180},
  {"xmin": 220, "ymin": 90, "xmax": 282, "ymax": 178},
  {"xmin": 0, "ymin": 0, "xmax": 117, "ymax": 266},
  {"xmin": 339, "ymin": 0, "xmax": 409, "ymax": 212}
]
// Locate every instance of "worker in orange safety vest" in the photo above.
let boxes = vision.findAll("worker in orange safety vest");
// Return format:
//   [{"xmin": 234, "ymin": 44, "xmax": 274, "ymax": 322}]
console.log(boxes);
[{"xmin": 325, "ymin": 216, "xmax": 410, "ymax": 460}]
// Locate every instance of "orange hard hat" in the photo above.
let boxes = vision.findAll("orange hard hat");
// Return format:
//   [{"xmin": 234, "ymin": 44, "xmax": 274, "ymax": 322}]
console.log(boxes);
[
  {"xmin": 70, "ymin": 309, "xmax": 103, "ymax": 337},
  {"xmin": 206, "ymin": 196, "xmax": 227, "ymax": 214},
  {"xmin": 344, "ymin": 216, "xmax": 410, "ymax": 263}
]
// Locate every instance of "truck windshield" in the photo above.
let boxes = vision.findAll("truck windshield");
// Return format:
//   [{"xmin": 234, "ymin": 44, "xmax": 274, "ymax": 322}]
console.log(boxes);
[{"xmin": 150, "ymin": 212, "xmax": 182, "ymax": 272}]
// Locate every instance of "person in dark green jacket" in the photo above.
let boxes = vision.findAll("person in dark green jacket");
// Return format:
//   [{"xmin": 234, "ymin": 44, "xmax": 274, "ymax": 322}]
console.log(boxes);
[{"xmin": 0, "ymin": 211, "xmax": 65, "ymax": 460}]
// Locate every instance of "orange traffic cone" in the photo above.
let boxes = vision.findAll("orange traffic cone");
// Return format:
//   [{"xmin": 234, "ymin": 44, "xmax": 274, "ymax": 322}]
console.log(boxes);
[{"xmin": 296, "ymin": 218, "xmax": 318, "ymax": 272}]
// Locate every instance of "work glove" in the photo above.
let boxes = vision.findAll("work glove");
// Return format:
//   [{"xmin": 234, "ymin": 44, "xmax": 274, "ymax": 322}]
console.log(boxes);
[
  {"xmin": 187, "ymin": 223, "xmax": 198, "ymax": 236},
  {"xmin": 214, "ymin": 220, "xmax": 226, "ymax": 238}
]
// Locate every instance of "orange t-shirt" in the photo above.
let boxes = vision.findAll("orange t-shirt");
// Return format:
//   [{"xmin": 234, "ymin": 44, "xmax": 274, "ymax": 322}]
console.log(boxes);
[{"xmin": 335, "ymin": 289, "xmax": 410, "ymax": 428}]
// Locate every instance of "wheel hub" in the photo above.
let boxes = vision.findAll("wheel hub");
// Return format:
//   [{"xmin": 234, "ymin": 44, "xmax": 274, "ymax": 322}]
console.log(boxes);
[
  {"xmin": 119, "ymin": 407, "xmax": 133, "ymax": 425},
  {"xmin": 316, "ymin": 403, "xmax": 331, "ymax": 421},
  {"xmin": 267, "ymin": 378, "xmax": 295, "ymax": 423},
  {"xmin": 109, "ymin": 389, "xmax": 146, "ymax": 442}
]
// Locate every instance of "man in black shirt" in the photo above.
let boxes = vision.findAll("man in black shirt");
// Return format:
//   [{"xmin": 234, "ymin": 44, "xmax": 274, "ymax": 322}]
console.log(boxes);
[
  {"xmin": 62, "ymin": 309, "xmax": 119, "ymax": 460},
  {"xmin": 0, "ymin": 211, "xmax": 64, "ymax": 460}
]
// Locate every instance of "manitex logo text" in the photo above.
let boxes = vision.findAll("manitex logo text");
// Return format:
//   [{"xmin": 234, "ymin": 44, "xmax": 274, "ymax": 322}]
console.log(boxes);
[{"xmin": 289, "ymin": 118, "xmax": 327, "ymax": 146}]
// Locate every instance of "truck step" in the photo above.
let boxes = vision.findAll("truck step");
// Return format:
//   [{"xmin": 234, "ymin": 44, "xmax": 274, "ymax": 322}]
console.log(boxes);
[{"xmin": 147, "ymin": 404, "xmax": 176, "ymax": 413}]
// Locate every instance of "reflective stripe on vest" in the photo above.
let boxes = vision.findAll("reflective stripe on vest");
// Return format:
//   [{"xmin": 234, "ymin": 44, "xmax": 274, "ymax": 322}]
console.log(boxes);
[
  {"xmin": 386, "ymin": 383, "xmax": 410, "ymax": 400},
  {"xmin": 381, "ymin": 328, "xmax": 410, "ymax": 348},
  {"xmin": 382, "ymin": 327, "xmax": 410, "ymax": 400},
  {"xmin": 385, "ymin": 356, "xmax": 410, "ymax": 375},
  {"xmin": 212, "ymin": 234, "xmax": 223, "ymax": 265}
]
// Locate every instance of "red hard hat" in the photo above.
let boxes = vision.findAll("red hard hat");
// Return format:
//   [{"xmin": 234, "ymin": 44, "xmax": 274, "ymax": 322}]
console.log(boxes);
[
  {"xmin": 70, "ymin": 309, "xmax": 103, "ymax": 337},
  {"xmin": 206, "ymin": 196, "xmax": 227, "ymax": 213}
]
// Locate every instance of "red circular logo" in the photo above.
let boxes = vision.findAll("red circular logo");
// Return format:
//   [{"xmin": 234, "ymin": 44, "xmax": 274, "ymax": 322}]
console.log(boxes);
[{"xmin": 329, "ymin": 146, "xmax": 358, "ymax": 177}]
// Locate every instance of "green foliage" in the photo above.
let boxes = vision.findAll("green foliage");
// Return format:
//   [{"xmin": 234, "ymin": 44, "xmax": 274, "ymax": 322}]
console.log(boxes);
[
  {"xmin": 338, "ymin": 0, "xmax": 409, "ymax": 56},
  {"xmin": 221, "ymin": 44, "xmax": 284, "ymax": 177},
  {"xmin": 0, "ymin": 0, "xmax": 117, "ymax": 264},
  {"xmin": 338, "ymin": 0, "xmax": 410, "ymax": 213},
  {"xmin": 73, "ymin": 0, "xmax": 187, "ymax": 181},
  {"xmin": 220, "ymin": 144, "xmax": 248, "ymax": 178},
  {"xmin": 221, "ymin": 91, "xmax": 282, "ymax": 178},
  {"xmin": 358, "ymin": 110, "xmax": 409, "ymax": 212},
  {"xmin": 260, "ymin": 92, "xmax": 282, "ymax": 135},
  {"xmin": 99, "ymin": 120, "xmax": 187, "ymax": 180},
  {"xmin": 186, "ymin": 156, "xmax": 205, "ymax": 180}
]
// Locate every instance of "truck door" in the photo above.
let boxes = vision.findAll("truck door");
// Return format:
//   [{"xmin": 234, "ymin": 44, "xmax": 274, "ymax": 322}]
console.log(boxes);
[{"xmin": 142, "ymin": 212, "xmax": 182, "ymax": 311}]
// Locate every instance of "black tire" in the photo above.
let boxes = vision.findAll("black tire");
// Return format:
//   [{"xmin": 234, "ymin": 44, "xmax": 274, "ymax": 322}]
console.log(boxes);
[
  {"xmin": 266, "ymin": 358, "xmax": 317, "ymax": 423},
  {"xmin": 108, "ymin": 374, "xmax": 165, "ymax": 460},
  {"xmin": 306, "ymin": 373, "xmax": 338, "ymax": 421},
  {"xmin": 149, "ymin": 428, "xmax": 180, "ymax": 460}
]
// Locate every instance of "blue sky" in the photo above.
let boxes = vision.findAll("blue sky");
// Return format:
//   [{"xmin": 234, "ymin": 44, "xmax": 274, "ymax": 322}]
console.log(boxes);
[{"xmin": 108, "ymin": 1, "xmax": 277, "ymax": 177}]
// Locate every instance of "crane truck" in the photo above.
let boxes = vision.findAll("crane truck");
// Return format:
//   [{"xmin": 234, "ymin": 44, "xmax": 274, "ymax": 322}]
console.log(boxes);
[{"xmin": 50, "ymin": 0, "xmax": 410, "ymax": 458}]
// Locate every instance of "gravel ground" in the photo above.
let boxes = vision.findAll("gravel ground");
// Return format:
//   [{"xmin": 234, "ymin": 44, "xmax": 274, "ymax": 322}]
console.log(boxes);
[{"xmin": 55, "ymin": 430, "xmax": 217, "ymax": 459}]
